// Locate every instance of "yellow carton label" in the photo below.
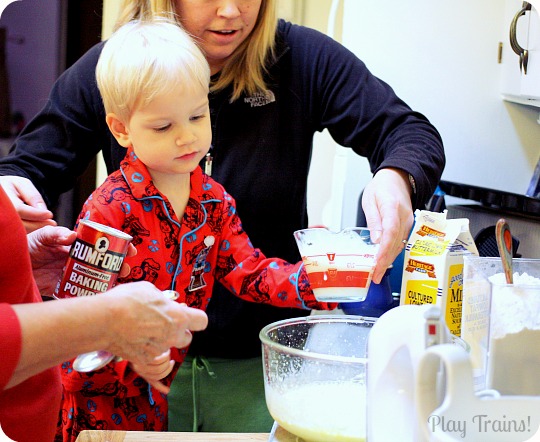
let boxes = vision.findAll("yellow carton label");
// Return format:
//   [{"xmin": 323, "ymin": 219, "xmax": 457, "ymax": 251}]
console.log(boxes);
[
  {"xmin": 402, "ymin": 280, "xmax": 438, "ymax": 305},
  {"xmin": 400, "ymin": 210, "xmax": 479, "ymax": 337},
  {"xmin": 445, "ymin": 263, "xmax": 464, "ymax": 336},
  {"xmin": 410, "ymin": 239, "xmax": 449, "ymax": 257}
]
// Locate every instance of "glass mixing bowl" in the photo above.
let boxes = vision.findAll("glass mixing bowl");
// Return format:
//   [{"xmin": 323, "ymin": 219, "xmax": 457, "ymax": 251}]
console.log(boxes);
[{"xmin": 260, "ymin": 315, "xmax": 375, "ymax": 442}]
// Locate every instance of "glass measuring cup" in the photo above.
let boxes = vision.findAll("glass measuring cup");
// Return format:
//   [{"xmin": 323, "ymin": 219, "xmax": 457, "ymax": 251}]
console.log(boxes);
[{"xmin": 294, "ymin": 227, "xmax": 379, "ymax": 303}]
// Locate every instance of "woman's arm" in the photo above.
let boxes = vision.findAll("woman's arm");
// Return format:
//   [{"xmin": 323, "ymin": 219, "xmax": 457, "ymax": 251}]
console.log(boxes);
[{"xmin": 7, "ymin": 282, "xmax": 207, "ymax": 389}]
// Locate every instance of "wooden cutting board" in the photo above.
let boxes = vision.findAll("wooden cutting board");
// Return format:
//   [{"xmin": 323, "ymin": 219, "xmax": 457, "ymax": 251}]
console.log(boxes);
[{"xmin": 75, "ymin": 430, "xmax": 269, "ymax": 441}]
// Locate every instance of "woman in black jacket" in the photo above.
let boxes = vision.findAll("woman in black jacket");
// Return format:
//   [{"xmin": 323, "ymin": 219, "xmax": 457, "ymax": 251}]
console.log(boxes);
[{"xmin": 0, "ymin": 0, "xmax": 445, "ymax": 432}]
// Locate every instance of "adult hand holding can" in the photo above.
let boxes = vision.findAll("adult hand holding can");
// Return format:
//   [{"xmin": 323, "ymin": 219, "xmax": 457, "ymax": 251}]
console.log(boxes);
[{"xmin": 73, "ymin": 289, "xmax": 183, "ymax": 372}]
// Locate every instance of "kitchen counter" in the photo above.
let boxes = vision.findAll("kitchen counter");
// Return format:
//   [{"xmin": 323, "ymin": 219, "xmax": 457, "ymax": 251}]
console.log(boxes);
[{"xmin": 75, "ymin": 430, "xmax": 269, "ymax": 441}]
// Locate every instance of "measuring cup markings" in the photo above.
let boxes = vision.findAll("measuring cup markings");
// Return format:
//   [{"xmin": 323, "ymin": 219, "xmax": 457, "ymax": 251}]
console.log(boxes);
[{"xmin": 295, "ymin": 227, "xmax": 379, "ymax": 302}]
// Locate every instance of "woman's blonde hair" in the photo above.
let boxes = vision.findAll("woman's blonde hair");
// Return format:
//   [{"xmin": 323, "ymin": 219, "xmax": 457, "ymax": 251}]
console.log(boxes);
[
  {"xmin": 97, "ymin": 18, "xmax": 210, "ymax": 122},
  {"xmin": 115, "ymin": 0, "xmax": 277, "ymax": 101}
]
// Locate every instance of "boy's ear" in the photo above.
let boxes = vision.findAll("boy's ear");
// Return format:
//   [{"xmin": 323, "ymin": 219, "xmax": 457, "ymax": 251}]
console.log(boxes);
[{"xmin": 106, "ymin": 113, "xmax": 131, "ymax": 148}]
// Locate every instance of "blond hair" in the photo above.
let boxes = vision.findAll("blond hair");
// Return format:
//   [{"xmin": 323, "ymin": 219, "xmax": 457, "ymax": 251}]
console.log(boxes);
[
  {"xmin": 115, "ymin": 0, "xmax": 277, "ymax": 101},
  {"xmin": 96, "ymin": 18, "xmax": 210, "ymax": 122}
]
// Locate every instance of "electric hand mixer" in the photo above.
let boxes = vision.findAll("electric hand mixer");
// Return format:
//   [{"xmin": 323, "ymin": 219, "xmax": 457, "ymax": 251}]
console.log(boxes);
[{"xmin": 367, "ymin": 304, "xmax": 540, "ymax": 441}]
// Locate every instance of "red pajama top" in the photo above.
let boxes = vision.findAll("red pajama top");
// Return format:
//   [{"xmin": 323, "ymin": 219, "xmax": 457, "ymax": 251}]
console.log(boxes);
[
  {"xmin": 0, "ymin": 186, "xmax": 62, "ymax": 442},
  {"xmin": 57, "ymin": 148, "xmax": 332, "ymax": 441}
]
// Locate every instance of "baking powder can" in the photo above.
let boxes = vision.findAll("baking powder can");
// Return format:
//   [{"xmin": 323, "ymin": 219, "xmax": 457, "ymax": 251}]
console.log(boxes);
[{"xmin": 53, "ymin": 220, "xmax": 133, "ymax": 299}]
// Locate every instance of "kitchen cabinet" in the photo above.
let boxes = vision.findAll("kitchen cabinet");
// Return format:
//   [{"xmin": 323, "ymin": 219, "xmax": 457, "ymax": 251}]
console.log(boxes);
[
  {"xmin": 337, "ymin": 0, "xmax": 540, "ymax": 224},
  {"xmin": 501, "ymin": 0, "xmax": 540, "ymax": 106}
]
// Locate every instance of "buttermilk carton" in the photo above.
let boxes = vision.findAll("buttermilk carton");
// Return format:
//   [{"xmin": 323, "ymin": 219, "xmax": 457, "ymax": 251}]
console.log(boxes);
[{"xmin": 400, "ymin": 210, "xmax": 478, "ymax": 336}]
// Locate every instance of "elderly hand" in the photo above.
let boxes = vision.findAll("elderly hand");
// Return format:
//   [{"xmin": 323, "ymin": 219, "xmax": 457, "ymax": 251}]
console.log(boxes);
[
  {"xmin": 27, "ymin": 226, "xmax": 77, "ymax": 296},
  {"xmin": 102, "ymin": 282, "xmax": 208, "ymax": 366},
  {"xmin": 7, "ymin": 281, "xmax": 207, "ymax": 390},
  {"xmin": 0, "ymin": 176, "xmax": 56, "ymax": 232},
  {"xmin": 361, "ymin": 168, "xmax": 414, "ymax": 284},
  {"xmin": 27, "ymin": 225, "xmax": 137, "ymax": 297}
]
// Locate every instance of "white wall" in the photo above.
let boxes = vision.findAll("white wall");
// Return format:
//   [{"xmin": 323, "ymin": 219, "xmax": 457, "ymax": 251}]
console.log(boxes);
[
  {"xmin": 338, "ymin": 0, "xmax": 540, "ymax": 225},
  {"xmin": 302, "ymin": 0, "xmax": 361, "ymax": 231}
]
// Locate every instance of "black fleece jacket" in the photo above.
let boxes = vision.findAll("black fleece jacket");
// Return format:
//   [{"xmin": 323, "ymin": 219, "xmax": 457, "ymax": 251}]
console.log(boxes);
[{"xmin": 0, "ymin": 20, "xmax": 445, "ymax": 357}]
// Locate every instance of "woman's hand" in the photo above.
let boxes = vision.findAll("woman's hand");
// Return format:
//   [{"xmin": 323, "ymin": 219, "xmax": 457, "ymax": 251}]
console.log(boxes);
[
  {"xmin": 9, "ymin": 282, "xmax": 207, "ymax": 389},
  {"xmin": 103, "ymin": 283, "xmax": 208, "ymax": 366},
  {"xmin": 0, "ymin": 176, "xmax": 56, "ymax": 232},
  {"xmin": 27, "ymin": 226, "xmax": 77, "ymax": 296},
  {"xmin": 362, "ymin": 168, "xmax": 414, "ymax": 283}
]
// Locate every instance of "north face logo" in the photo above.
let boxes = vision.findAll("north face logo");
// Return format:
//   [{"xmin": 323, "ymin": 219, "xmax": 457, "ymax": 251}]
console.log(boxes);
[{"xmin": 244, "ymin": 90, "xmax": 276, "ymax": 107}]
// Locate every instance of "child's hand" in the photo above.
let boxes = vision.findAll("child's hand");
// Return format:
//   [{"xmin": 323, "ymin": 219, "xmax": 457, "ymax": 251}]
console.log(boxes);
[{"xmin": 130, "ymin": 349, "xmax": 174, "ymax": 394}]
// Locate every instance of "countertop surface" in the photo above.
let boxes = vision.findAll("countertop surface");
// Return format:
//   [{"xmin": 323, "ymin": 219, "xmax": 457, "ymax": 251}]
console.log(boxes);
[{"xmin": 75, "ymin": 430, "xmax": 269, "ymax": 441}]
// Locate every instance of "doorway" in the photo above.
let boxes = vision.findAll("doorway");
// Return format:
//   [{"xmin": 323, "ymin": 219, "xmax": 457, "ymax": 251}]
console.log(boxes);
[
  {"xmin": 60, "ymin": 0, "xmax": 103, "ymax": 228},
  {"xmin": 0, "ymin": 0, "xmax": 104, "ymax": 228}
]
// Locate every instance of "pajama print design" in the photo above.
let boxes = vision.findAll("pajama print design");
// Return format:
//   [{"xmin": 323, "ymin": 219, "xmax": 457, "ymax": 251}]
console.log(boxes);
[{"xmin": 56, "ymin": 147, "xmax": 332, "ymax": 442}]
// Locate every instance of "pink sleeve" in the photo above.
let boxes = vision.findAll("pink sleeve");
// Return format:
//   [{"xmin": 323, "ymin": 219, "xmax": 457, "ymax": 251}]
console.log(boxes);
[{"xmin": 0, "ymin": 304, "xmax": 22, "ymax": 390}]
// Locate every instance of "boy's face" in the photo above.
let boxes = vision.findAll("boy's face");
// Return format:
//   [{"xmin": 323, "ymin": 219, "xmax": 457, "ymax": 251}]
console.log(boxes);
[{"xmin": 113, "ymin": 83, "xmax": 211, "ymax": 180}]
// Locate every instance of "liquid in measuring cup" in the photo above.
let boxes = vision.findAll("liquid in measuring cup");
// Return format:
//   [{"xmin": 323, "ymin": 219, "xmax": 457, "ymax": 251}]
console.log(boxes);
[{"xmin": 294, "ymin": 228, "xmax": 379, "ymax": 302}]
